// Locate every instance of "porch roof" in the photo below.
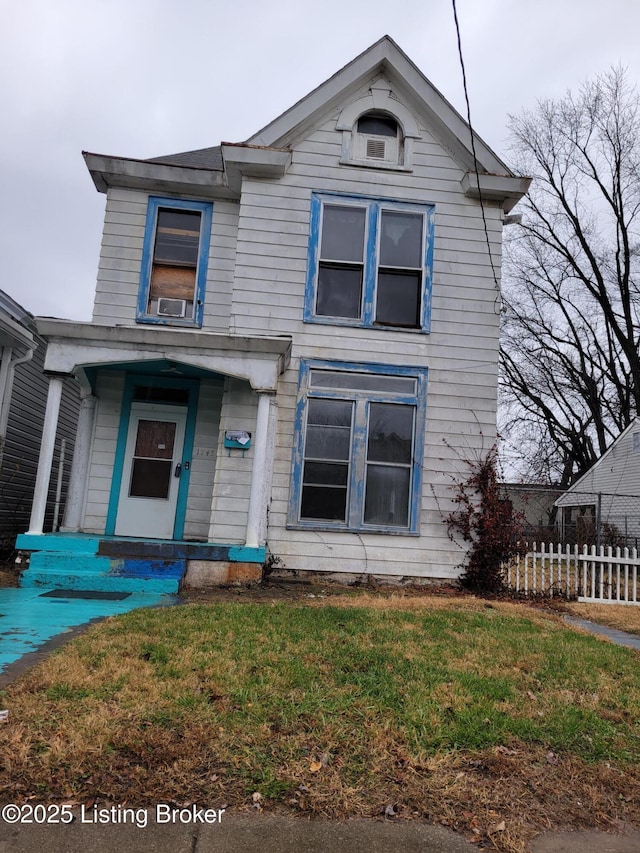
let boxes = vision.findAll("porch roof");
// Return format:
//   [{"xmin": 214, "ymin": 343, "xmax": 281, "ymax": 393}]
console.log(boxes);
[{"xmin": 35, "ymin": 319, "xmax": 292, "ymax": 392}]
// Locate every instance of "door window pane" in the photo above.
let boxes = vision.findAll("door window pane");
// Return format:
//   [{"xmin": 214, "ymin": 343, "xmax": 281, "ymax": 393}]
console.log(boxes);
[
  {"xmin": 129, "ymin": 419, "xmax": 177, "ymax": 499},
  {"xmin": 130, "ymin": 459, "xmax": 173, "ymax": 499},
  {"xmin": 134, "ymin": 420, "xmax": 176, "ymax": 460}
]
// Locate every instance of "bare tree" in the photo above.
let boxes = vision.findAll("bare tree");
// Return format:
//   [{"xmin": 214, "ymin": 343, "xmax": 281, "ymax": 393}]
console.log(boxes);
[{"xmin": 501, "ymin": 67, "xmax": 640, "ymax": 486}]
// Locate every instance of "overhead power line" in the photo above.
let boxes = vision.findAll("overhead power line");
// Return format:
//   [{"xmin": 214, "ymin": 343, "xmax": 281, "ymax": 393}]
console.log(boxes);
[{"xmin": 451, "ymin": 0, "xmax": 502, "ymax": 301}]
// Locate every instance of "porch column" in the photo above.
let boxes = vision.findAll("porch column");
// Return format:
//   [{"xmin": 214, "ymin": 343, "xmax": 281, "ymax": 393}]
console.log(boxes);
[
  {"xmin": 27, "ymin": 376, "xmax": 64, "ymax": 535},
  {"xmin": 61, "ymin": 392, "xmax": 97, "ymax": 532},
  {"xmin": 245, "ymin": 392, "xmax": 275, "ymax": 548}
]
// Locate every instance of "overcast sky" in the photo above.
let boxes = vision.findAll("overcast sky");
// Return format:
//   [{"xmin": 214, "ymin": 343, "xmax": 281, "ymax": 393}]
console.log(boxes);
[{"xmin": 2, "ymin": 0, "xmax": 640, "ymax": 322}]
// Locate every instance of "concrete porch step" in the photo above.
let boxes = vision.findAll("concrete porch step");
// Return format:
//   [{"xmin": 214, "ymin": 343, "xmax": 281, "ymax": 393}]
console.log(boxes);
[
  {"xmin": 26, "ymin": 551, "xmax": 186, "ymax": 579},
  {"xmin": 20, "ymin": 570, "xmax": 181, "ymax": 595}
]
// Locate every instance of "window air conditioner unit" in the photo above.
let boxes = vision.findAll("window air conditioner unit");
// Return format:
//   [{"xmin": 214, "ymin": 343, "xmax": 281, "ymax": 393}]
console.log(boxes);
[{"xmin": 157, "ymin": 298, "xmax": 187, "ymax": 318}]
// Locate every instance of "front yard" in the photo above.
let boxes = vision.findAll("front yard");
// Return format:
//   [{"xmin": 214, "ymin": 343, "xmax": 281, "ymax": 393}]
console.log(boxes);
[{"xmin": 1, "ymin": 589, "xmax": 640, "ymax": 852}]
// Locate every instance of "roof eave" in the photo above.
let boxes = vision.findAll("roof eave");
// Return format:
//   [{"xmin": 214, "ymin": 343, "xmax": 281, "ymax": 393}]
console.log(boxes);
[
  {"xmin": 220, "ymin": 144, "xmax": 292, "ymax": 193},
  {"xmin": 82, "ymin": 152, "xmax": 238, "ymax": 200},
  {"xmin": 461, "ymin": 173, "xmax": 532, "ymax": 213}
]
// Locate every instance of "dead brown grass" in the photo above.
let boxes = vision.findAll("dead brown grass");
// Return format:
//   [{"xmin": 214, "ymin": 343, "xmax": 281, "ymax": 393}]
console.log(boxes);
[
  {"xmin": 562, "ymin": 601, "xmax": 640, "ymax": 635},
  {"xmin": 2, "ymin": 586, "xmax": 640, "ymax": 853}
]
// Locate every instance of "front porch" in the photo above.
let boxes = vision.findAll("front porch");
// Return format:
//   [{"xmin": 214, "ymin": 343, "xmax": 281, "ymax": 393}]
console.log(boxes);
[
  {"xmin": 18, "ymin": 320, "xmax": 291, "ymax": 589},
  {"xmin": 16, "ymin": 532, "xmax": 266, "ymax": 594}
]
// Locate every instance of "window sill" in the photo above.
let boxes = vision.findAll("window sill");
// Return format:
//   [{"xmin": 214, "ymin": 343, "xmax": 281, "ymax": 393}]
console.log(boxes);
[
  {"xmin": 286, "ymin": 520, "xmax": 419, "ymax": 536},
  {"xmin": 339, "ymin": 157, "xmax": 413, "ymax": 173},
  {"xmin": 135, "ymin": 315, "xmax": 202, "ymax": 329},
  {"xmin": 303, "ymin": 314, "xmax": 430, "ymax": 334}
]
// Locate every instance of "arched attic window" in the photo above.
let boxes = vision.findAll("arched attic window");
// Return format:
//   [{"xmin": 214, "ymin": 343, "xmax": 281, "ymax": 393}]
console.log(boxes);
[
  {"xmin": 336, "ymin": 87, "xmax": 418, "ymax": 171},
  {"xmin": 355, "ymin": 111, "xmax": 403, "ymax": 165}
]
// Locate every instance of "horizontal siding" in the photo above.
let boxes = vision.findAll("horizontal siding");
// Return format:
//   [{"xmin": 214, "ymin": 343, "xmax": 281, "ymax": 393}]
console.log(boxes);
[
  {"xmin": 183, "ymin": 378, "xmax": 223, "ymax": 541},
  {"xmin": 208, "ymin": 379, "xmax": 257, "ymax": 544},
  {"xmin": 226, "ymin": 88, "xmax": 503, "ymax": 578},
  {"xmin": 82, "ymin": 372, "xmax": 125, "ymax": 533},
  {"xmin": 557, "ymin": 425, "xmax": 640, "ymax": 515},
  {"xmin": 0, "ymin": 330, "xmax": 80, "ymax": 548},
  {"xmin": 92, "ymin": 188, "xmax": 239, "ymax": 333}
]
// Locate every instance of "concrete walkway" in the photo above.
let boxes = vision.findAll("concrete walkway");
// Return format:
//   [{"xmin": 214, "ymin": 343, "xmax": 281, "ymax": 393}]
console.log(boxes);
[
  {"xmin": 563, "ymin": 615, "xmax": 640, "ymax": 650},
  {"xmin": 1, "ymin": 811, "xmax": 639, "ymax": 853},
  {"xmin": 0, "ymin": 586, "xmax": 174, "ymax": 677}
]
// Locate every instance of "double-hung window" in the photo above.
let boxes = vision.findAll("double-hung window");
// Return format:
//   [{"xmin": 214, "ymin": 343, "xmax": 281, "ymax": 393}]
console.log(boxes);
[
  {"xmin": 289, "ymin": 360, "xmax": 428, "ymax": 534},
  {"xmin": 304, "ymin": 193, "xmax": 435, "ymax": 332},
  {"xmin": 137, "ymin": 196, "xmax": 213, "ymax": 327}
]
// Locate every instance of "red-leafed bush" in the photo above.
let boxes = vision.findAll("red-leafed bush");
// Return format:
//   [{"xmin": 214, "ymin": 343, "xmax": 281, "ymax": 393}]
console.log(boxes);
[{"xmin": 446, "ymin": 445, "xmax": 524, "ymax": 593}]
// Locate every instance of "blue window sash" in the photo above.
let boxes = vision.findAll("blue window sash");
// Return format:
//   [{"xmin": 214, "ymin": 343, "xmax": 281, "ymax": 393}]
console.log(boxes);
[
  {"xmin": 304, "ymin": 192, "xmax": 435, "ymax": 333},
  {"xmin": 136, "ymin": 196, "xmax": 213, "ymax": 328},
  {"xmin": 288, "ymin": 359, "xmax": 428, "ymax": 535}
]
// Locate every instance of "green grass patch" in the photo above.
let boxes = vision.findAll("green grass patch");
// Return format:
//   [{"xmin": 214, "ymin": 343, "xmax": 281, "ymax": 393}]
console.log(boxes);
[{"xmin": 2, "ymin": 599, "xmax": 640, "ymax": 818}]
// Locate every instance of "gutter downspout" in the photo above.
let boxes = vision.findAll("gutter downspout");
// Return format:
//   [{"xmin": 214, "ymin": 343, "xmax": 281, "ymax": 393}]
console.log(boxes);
[{"xmin": 0, "ymin": 345, "xmax": 35, "ymax": 465}]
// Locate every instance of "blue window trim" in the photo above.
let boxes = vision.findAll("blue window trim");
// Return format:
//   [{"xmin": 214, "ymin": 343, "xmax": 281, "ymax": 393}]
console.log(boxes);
[
  {"xmin": 287, "ymin": 359, "xmax": 428, "ymax": 535},
  {"xmin": 106, "ymin": 374, "xmax": 200, "ymax": 539},
  {"xmin": 303, "ymin": 192, "xmax": 435, "ymax": 333},
  {"xmin": 136, "ymin": 196, "xmax": 213, "ymax": 328}
]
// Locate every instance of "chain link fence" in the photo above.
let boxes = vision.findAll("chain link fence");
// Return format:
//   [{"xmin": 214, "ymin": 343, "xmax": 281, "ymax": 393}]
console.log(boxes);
[{"xmin": 501, "ymin": 484, "xmax": 640, "ymax": 549}]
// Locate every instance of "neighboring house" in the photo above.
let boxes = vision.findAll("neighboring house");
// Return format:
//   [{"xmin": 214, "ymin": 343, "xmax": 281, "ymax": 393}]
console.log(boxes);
[
  {"xmin": 555, "ymin": 418, "xmax": 640, "ymax": 547},
  {"xmin": 0, "ymin": 291, "xmax": 79, "ymax": 552},
  {"xmin": 17, "ymin": 37, "xmax": 529, "ymax": 587},
  {"xmin": 502, "ymin": 483, "xmax": 565, "ymax": 540}
]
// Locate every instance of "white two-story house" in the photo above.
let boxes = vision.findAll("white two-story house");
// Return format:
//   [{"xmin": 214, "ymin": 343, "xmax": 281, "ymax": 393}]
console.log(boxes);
[{"xmin": 18, "ymin": 37, "xmax": 529, "ymax": 592}]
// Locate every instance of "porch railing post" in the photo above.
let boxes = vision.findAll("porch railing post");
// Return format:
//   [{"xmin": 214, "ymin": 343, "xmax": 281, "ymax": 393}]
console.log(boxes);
[
  {"xmin": 245, "ymin": 392, "xmax": 275, "ymax": 549},
  {"xmin": 27, "ymin": 376, "xmax": 64, "ymax": 535}
]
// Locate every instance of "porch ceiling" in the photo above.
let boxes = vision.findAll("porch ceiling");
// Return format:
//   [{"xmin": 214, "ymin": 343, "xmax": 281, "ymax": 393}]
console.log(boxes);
[{"xmin": 35, "ymin": 319, "xmax": 292, "ymax": 392}]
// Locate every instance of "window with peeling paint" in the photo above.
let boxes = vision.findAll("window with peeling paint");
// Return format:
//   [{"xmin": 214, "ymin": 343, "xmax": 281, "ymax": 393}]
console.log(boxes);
[
  {"xmin": 288, "ymin": 360, "xmax": 428, "ymax": 534},
  {"xmin": 304, "ymin": 192, "xmax": 435, "ymax": 333},
  {"xmin": 136, "ymin": 196, "xmax": 213, "ymax": 328}
]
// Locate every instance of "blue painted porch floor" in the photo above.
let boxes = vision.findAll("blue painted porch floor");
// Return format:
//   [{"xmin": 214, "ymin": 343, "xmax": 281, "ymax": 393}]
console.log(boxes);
[{"xmin": 0, "ymin": 586, "xmax": 175, "ymax": 674}]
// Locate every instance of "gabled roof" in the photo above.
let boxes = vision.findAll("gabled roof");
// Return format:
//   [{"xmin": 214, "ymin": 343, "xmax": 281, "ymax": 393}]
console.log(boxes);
[
  {"xmin": 84, "ymin": 35, "xmax": 529, "ymax": 207},
  {"xmin": 247, "ymin": 34, "xmax": 512, "ymax": 178},
  {"xmin": 555, "ymin": 417, "xmax": 640, "ymax": 506}
]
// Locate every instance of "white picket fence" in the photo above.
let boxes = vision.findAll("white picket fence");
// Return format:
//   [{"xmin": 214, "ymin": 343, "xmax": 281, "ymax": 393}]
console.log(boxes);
[{"xmin": 505, "ymin": 543, "xmax": 640, "ymax": 605}]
